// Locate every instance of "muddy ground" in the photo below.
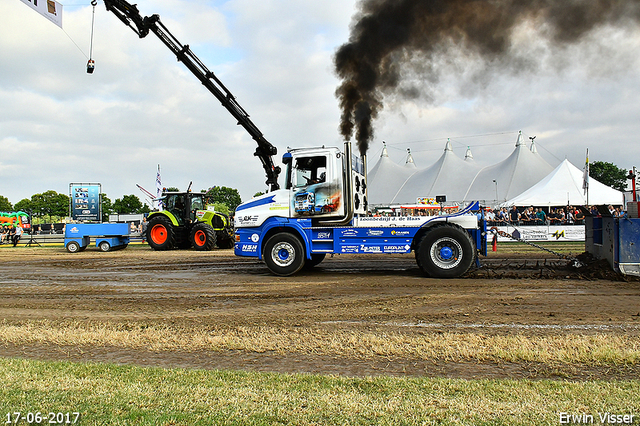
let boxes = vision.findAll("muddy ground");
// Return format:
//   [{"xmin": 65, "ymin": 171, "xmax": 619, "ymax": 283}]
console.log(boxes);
[{"xmin": 0, "ymin": 246, "xmax": 638, "ymax": 380}]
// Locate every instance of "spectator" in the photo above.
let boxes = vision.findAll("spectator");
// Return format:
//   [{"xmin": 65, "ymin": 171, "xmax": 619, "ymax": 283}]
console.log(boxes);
[
  {"xmin": 12, "ymin": 223, "xmax": 23, "ymax": 247},
  {"xmin": 535, "ymin": 208, "xmax": 547, "ymax": 224},
  {"xmin": 485, "ymin": 208, "xmax": 496, "ymax": 225},
  {"xmin": 509, "ymin": 205, "xmax": 521, "ymax": 226}
]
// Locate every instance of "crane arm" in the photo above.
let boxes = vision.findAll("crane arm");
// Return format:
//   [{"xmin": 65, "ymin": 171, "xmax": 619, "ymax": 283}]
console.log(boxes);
[{"xmin": 103, "ymin": 0, "xmax": 281, "ymax": 191}]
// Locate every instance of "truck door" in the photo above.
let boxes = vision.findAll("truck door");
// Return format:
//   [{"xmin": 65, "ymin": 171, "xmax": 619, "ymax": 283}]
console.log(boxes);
[{"xmin": 289, "ymin": 153, "xmax": 344, "ymax": 218}]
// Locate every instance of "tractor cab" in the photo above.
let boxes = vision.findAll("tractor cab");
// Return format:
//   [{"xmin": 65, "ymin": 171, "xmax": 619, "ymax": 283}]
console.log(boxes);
[{"xmin": 162, "ymin": 192, "xmax": 205, "ymax": 225}]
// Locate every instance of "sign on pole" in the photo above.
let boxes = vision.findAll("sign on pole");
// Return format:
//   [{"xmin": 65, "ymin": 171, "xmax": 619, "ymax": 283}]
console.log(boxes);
[{"xmin": 70, "ymin": 183, "xmax": 102, "ymax": 222}]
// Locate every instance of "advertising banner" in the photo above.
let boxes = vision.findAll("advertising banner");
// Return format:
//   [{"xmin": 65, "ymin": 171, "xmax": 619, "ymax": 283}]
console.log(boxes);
[
  {"xmin": 70, "ymin": 183, "xmax": 101, "ymax": 222},
  {"xmin": 492, "ymin": 225, "xmax": 585, "ymax": 242},
  {"xmin": 19, "ymin": 0, "xmax": 63, "ymax": 28}
]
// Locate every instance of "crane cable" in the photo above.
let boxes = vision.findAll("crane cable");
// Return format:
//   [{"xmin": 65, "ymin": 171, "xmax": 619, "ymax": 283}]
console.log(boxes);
[{"xmin": 87, "ymin": 0, "xmax": 97, "ymax": 73}]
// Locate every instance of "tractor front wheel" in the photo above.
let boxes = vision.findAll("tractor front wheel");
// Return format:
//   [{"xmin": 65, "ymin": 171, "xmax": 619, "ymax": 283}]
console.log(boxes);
[
  {"xmin": 147, "ymin": 215, "xmax": 176, "ymax": 250},
  {"xmin": 190, "ymin": 222, "xmax": 216, "ymax": 251}
]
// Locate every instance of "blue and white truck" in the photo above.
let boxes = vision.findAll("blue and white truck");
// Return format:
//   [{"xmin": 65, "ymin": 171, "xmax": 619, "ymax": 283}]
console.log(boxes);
[
  {"xmin": 234, "ymin": 142, "xmax": 487, "ymax": 278},
  {"xmin": 103, "ymin": 0, "xmax": 487, "ymax": 278}
]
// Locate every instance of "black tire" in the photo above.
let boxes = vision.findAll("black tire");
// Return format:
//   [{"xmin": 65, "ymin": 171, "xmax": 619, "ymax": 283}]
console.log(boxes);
[
  {"xmin": 147, "ymin": 215, "xmax": 176, "ymax": 250},
  {"xmin": 66, "ymin": 241, "xmax": 80, "ymax": 253},
  {"xmin": 190, "ymin": 222, "xmax": 216, "ymax": 251},
  {"xmin": 99, "ymin": 241, "xmax": 111, "ymax": 252},
  {"xmin": 215, "ymin": 230, "xmax": 235, "ymax": 249},
  {"xmin": 304, "ymin": 253, "xmax": 326, "ymax": 270},
  {"xmin": 415, "ymin": 225, "xmax": 475, "ymax": 278},
  {"xmin": 263, "ymin": 233, "xmax": 306, "ymax": 276}
]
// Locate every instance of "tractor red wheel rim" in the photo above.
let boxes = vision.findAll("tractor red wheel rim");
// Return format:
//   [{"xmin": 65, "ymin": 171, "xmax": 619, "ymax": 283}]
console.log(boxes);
[
  {"xmin": 194, "ymin": 230, "xmax": 206, "ymax": 246},
  {"xmin": 150, "ymin": 224, "xmax": 168, "ymax": 244}
]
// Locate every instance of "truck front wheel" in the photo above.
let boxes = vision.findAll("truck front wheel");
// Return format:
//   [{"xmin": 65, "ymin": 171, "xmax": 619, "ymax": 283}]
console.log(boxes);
[
  {"xmin": 416, "ymin": 225, "xmax": 475, "ymax": 278},
  {"xmin": 147, "ymin": 215, "xmax": 176, "ymax": 250},
  {"xmin": 263, "ymin": 233, "xmax": 305, "ymax": 276}
]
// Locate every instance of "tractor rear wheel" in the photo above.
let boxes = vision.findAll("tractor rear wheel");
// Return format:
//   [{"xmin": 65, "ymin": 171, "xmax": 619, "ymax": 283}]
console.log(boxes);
[
  {"xmin": 415, "ymin": 225, "xmax": 475, "ymax": 278},
  {"xmin": 190, "ymin": 222, "xmax": 216, "ymax": 251},
  {"xmin": 147, "ymin": 215, "xmax": 176, "ymax": 250}
]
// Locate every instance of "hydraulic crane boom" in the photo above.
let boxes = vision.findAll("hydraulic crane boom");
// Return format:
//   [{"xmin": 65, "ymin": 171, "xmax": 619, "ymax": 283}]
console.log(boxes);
[{"xmin": 103, "ymin": 0, "xmax": 281, "ymax": 191}]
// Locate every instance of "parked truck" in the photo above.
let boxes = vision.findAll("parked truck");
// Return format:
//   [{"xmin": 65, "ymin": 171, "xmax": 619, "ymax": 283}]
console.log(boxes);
[{"xmin": 103, "ymin": 0, "xmax": 487, "ymax": 278}]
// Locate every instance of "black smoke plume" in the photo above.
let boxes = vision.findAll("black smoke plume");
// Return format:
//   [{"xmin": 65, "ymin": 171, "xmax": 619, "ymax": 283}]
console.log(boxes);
[{"xmin": 335, "ymin": 0, "xmax": 640, "ymax": 156}]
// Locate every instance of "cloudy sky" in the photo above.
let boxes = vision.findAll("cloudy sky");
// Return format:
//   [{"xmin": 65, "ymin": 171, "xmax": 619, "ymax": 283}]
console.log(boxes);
[{"xmin": 2, "ymin": 0, "xmax": 640, "ymax": 207}]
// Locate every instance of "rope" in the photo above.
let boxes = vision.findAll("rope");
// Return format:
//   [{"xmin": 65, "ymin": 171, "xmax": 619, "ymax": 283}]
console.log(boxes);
[{"xmin": 89, "ymin": 0, "xmax": 97, "ymax": 60}]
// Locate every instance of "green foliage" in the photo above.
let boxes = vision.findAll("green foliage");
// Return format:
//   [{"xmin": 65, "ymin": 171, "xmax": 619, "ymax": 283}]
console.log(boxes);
[
  {"xmin": 14, "ymin": 199, "xmax": 31, "ymax": 213},
  {"xmin": 113, "ymin": 195, "xmax": 144, "ymax": 214},
  {"xmin": 589, "ymin": 161, "xmax": 628, "ymax": 192},
  {"xmin": 253, "ymin": 191, "xmax": 265, "ymax": 198},
  {"xmin": 0, "ymin": 195, "xmax": 12, "ymax": 211},
  {"xmin": 15, "ymin": 191, "xmax": 69, "ymax": 218},
  {"xmin": 166, "ymin": 187, "xmax": 180, "ymax": 192},
  {"xmin": 101, "ymin": 194, "xmax": 113, "ymax": 222},
  {"xmin": 205, "ymin": 186, "xmax": 242, "ymax": 213}
]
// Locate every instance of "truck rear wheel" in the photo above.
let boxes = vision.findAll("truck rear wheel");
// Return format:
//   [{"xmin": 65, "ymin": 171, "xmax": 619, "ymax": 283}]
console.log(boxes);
[
  {"xmin": 190, "ymin": 222, "xmax": 216, "ymax": 251},
  {"xmin": 416, "ymin": 225, "xmax": 475, "ymax": 278},
  {"xmin": 147, "ymin": 215, "xmax": 176, "ymax": 250},
  {"xmin": 263, "ymin": 233, "xmax": 305, "ymax": 276}
]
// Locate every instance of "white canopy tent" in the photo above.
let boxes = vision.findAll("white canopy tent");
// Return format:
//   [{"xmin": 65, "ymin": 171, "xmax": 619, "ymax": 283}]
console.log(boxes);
[
  {"xmin": 503, "ymin": 159, "xmax": 624, "ymax": 207},
  {"xmin": 367, "ymin": 143, "xmax": 417, "ymax": 206},
  {"xmin": 392, "ymin": 139, "xmax": 479, "ymax": 204},
  {"xmin": 463, "ymin": 132, "xmax": 554, "ymax": 204}
]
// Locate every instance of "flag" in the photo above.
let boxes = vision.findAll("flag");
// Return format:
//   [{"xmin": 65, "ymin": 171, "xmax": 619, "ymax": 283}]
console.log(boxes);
[
  {"xmin": 155, "ymin": 164, "xmax": 163, "ymax": 210},
  {"xmin": 582, "ymin": 149, "xmax": 589, "ymax": 195},
  {"xmin": 19, "ymin": 0, "xmax": 63, "ymax": 29}
]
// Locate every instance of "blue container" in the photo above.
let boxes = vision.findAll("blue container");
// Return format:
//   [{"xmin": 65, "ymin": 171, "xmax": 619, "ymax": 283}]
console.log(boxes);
[{"xmin": 64, "ymin": 223, "xmax": 130, "ymax": 252}]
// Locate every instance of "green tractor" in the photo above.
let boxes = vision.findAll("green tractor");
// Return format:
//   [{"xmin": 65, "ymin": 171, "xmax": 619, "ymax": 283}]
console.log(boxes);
[{"xmin": 146, "ymin": 191, "xmax": 234, "ymax": 251}]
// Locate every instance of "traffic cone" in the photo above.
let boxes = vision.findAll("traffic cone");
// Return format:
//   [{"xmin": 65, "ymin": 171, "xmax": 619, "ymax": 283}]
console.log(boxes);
[{"xmin": 492, "ymin": 234, "xmax": 497, "ymax": 252}]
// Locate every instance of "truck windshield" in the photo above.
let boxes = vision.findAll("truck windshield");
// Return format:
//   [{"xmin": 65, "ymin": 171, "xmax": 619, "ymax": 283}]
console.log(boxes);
[{"xmin": 293, "ymin": 156, "xmax": 327, "ymax": 188}]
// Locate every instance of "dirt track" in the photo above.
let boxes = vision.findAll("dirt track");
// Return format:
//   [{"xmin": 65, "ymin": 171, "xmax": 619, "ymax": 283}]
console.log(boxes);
[{"xmin": 0, "ymin": 246, "xmax": 639, "ymax": 380}]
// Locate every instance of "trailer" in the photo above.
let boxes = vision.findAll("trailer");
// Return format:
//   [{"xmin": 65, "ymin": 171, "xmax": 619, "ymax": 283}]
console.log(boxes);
[{"xmin": 64, "ymin": 223, "xmax": 130, "ymax": 253}]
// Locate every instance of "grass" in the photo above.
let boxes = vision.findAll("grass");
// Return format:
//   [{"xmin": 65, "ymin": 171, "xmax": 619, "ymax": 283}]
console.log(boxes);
[
  {"xmin": 1, "ymin": 321, "xmax": 638, "ymax": 367},
  {"xmin": 0, "ymin": 357, "xmax": 639, "ymax": 425}
]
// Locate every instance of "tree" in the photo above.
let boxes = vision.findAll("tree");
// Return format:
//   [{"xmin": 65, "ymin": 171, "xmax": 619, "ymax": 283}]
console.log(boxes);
[
  {"xmin": 590, "ymin": 161, "xmax": 628, "ymax": 192},
  {"xmin": 28, "ymin": 191, "xmax": 69, "ymax": 218},
  {"xmin": 0, "ymin": 195, "xmax": 13, "ymax": 211},
  {"xmin": 101, "ymin": 194, "xmax": 114, "ymax": 222},
  {"xmin": 204, "ymin": 186, "xmax": 242, "ymax": 213},
  {"xmin": 14, "ymin": 198, "xmax": 32, "ymax": 214},
  {"xmin": 113, "ymin": 195, "xmax": 144, "ymax": 214}
]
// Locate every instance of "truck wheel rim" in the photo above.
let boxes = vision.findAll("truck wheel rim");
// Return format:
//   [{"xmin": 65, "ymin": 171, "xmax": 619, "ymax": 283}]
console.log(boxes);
[
  {"xmin": 271, "ymin": 242, "xmax": 295, "ymax": 267},
  {"xmin": 430, "ymin": 237, "xmax": 462, "ymax": 269},
  {"xmin": 150, "ymin": 224, "xmax": 167, "ymax": 244},
  {"xmin": 68, "ymin": 243, "xmax": 78, "ymax": 253},
  {"xmin": 194, "ymin": 230, "xmax": 206, "ymax": 246}
]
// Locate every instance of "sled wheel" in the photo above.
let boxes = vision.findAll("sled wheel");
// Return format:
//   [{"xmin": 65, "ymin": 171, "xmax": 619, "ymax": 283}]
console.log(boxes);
[{"xmin": 66, "ymin": 241, "xmax": 81, "ymax": 253}]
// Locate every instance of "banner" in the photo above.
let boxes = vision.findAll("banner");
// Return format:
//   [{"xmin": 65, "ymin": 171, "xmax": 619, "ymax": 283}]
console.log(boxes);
[
  {"xmin": 492, "ymin": 225, "xmax": 585, "ymax": 242},
  {"xmin": 70, "ymin": 183, "xmax": 101, "ymax": 222},
  {"xmin": 19, "ymin": 0, "xmax": 63, "ymax": 28}
]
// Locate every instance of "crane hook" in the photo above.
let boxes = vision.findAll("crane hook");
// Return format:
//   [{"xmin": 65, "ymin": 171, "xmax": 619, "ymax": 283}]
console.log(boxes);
[{"xmin": 87, "ymin": 0, "xmax": 98, "ymax": 73}]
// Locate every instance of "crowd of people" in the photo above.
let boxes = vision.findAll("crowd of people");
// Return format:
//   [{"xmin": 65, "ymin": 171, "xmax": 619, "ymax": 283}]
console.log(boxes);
[
  {"xmin": 0, "ymin": 223, "xmax": 23, "ymax": 246},
  {"xmin": 486, "ymin": 205, "xmax": 625, "ymax": 227}
]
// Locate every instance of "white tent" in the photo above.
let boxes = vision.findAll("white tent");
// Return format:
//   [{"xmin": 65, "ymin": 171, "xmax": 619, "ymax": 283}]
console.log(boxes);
[
  {"xmin": 463, "ymin": 132, "xmax": 554, "ymax": 204},
  {"xmin": 503, "ymin": 159, "xmax": 624, "ymax": 207},
  {"xmin": 367, "ymin": 143, "xmax": 417, "ymax": 205},
  {"xmin": 392, "ymin": 139, "xmax": 480, "ymax": 204}
]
